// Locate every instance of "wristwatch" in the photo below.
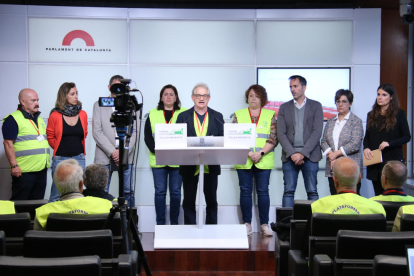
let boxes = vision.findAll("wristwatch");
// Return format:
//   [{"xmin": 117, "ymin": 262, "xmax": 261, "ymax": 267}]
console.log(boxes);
[
  {"xmin": 11, "ymin": 165, "xmax": 19, "ymax": 169},
  {"xmin": 260, "ymin": 151, "xmax": 265, "ymax": 156}
]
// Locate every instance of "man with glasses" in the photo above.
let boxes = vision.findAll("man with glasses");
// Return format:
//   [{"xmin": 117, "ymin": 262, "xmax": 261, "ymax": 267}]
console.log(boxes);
[
  {"xmin": 176, "ymin": 83, "xmax": 224, "ymax": 225},
  {"xmin": 277, "ymin": 75, "xmax": 324, "ymax": 207}
]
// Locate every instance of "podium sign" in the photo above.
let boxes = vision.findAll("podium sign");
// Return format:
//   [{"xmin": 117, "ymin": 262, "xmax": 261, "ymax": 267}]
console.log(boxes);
[
  {"xmin": 224, "ymin": 123, "xmax": 256, "ymax": 148},
  {"xmin": 154, "ymin": 123, "xmax": 187, "ymax": 148}
]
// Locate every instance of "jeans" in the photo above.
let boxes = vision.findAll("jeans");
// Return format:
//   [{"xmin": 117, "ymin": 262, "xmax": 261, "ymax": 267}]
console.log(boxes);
[
  {"xmin": 236, "ymin": 166, "xmax": 271, "ymax": 225},
  {"xmin": 282, "ymin": 158, "xmax": 319, "ymax": 207},
  {"xmin": 49, "ymin": 153, "xmax": 85, "ymax": 202},
  {"xmin": 152, "ymin": 167, "xmax": 182, "ymax": 225},
  {"xmin": 182, "ymin": 173, "xmax": 218, "ymax": 225},
  {"xmin": 105, "ymin": 164, "xmax": 135, "ymax": 207},
  {"xmin": 11, "ymin": 168, "xmax": 47, "ymax": 200}
]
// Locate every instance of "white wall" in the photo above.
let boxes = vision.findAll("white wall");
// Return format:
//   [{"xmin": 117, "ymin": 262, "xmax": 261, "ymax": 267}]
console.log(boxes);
[{"xmin": 0, "ymin": 5, "xmax": 382, "ymax": 232}]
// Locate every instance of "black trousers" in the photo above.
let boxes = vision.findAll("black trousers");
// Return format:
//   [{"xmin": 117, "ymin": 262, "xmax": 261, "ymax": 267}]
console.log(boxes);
[
  {"xmin": 182, "ymin": 173, "xmax": 218, "ymax": 225},
  {"xmin": 11, "ymin": 168, "xmax": 47, "ymax": 200},
  {"xmin": 372, "ymin": 180, "xmax": 384, "ymax": 196},
  {"xmin": 328, "ymin": 177, "xmax": 361, "ymax": 195}
]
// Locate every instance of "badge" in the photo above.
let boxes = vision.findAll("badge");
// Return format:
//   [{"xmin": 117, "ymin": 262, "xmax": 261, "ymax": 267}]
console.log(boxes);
[
  {"xmin": 37, "ymin": 135, "xmax": 45, "ymax": 142},
  {"xmin": 259, "ymin": 126, "xmax": 263, "ymax": 129}
]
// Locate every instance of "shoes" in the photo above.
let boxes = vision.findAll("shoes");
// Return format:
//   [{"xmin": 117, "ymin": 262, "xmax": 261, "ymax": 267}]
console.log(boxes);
[
  {"xmin": 261, "ymin": 224, "xmax": 273, "ymax": 237},
  {"xmin": 245, "ymin": 222, "xmax": 253, "ymax": 236}
]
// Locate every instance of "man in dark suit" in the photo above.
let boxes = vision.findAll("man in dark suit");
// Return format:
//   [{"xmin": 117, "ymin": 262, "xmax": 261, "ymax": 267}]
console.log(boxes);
[
  {"xmin": 176, "ymin": 83, "xmax": 224, "ymax": 225},
  {"xmin": 277, "ymin": 75, "xmax": 323, "ymax": 207}
]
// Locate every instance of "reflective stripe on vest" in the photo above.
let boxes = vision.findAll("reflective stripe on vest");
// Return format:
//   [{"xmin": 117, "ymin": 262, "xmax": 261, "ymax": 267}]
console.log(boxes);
[
  {"xmin": 0, "ymin": 201, "xmax": 15, "ymax": 215},
  {"xmin": 234, "ymin": 108, "xmax": 275, "ymax": 170},
  {"xmin": 15, "ymin": 134, "xmax": 47, "ymax": 143},
  {"xmin": 3, "ymin": 110, "xmax": 50, "ymax": 173},
  {"xmin": 149, "ymin": 108, "xmax": 187, "ymax": 168},
  {"xmin": 35, "ymin": 196, "xmax": 113, "ymax": 229},
  {"xmin": 311, "ymin": 193, "xmax": 386, "ymax": 216}
]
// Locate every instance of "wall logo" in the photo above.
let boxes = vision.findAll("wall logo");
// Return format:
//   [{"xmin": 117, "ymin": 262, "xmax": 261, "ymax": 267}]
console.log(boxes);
[
  {"xmin": 45, "ymin": 29, "xmax": 111, "ymax": 53},
  {"xmin": 62, "ymin": 30, "xmax": 95, "ymax": 46}
]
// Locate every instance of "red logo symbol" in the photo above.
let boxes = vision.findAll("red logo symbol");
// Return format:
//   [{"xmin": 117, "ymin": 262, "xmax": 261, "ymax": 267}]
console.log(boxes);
[{"xmin": 62, "ymin": 30, "xmax": 95, "ymax": 46}]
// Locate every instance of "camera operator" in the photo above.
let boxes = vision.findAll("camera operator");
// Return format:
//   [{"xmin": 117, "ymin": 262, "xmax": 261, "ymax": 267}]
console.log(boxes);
[{"xmin": 92, "ymin": 75, "xmax": 139, "ymax": 207}]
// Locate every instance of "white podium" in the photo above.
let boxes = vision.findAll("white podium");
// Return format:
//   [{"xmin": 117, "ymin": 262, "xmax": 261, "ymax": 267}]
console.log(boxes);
[{"xmin": 154, "ymin": 146, "xmax": 250, "ymax": 249}]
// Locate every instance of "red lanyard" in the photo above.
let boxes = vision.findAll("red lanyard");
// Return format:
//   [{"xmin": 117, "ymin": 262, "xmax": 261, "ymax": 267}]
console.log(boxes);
[
  {"xmin": 384, "ymin": 189, "xmax": 405, "ymax": 195},
  {"xmin": 163, "ymin": 110, "xmax": 174, "ymax": 124},
  {"xmin": 29, "ymin": 120, "xmax": 40, "ymax": 135},
  {"xmin": 248, "ymin": 108, "xmax": 262, "ymax": 127},
  {"xmin": 195, "ymin": 111, "xmax": 208, "ymax": 135},
  {"xmin": 338, "ymin": 191, "xmax": 357, "ymax": 194}
]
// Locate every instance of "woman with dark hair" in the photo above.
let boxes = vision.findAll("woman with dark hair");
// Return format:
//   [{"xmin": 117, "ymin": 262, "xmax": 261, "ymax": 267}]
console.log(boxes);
[
  {"xmin": 47, "ymin": 82, "xmax": 88, "ymax": 202},
  {"xmin": 364, "ymin": 83, "xmax": 411, "ymax": 195},
  {"xmin": 321, "ymin": 89, "xmax": 364, "ymax": 195},
  {"xmin": 233, "ymin": 84, "xmax": 277, "ymax": 236},
  {"xmin": 144, "ymin": 84, "xmax": 187, "ymax": 225}
]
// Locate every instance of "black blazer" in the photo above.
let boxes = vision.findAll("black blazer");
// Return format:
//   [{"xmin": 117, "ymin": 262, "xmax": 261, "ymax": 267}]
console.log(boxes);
[{"xmin": 176, "ymin": 106, "xmax": 225, "ymax": 176}]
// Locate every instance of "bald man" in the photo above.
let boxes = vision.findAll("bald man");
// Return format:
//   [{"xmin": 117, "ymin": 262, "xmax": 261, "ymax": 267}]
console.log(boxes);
[
  {"xmin": 34, "ymin": 159, "xmax": 112, "ymax": 231},
  {"xmin": 2, "ymin": 89, "xmax": 50, "ymax": 200},
  {"xmin": 311, "ymin": 157, "xmax": 386, "ymax": 215},
  {"xmin": 370, "ymin": 161, "xmax": 414, "ymax": 202}
]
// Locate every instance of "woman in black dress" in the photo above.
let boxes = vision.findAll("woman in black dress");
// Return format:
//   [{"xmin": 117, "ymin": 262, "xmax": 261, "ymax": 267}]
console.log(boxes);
[{"xmin": 363, "ymin": 83, "xmax": 411, "ymax": 195}]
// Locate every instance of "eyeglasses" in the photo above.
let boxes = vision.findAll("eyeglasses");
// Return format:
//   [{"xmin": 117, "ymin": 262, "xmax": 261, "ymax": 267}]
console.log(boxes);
[
  {"xmin": 336, "ymin": 100, "xmax": 349, "ymax": 105},
  {"xmin": 194, "ymin": 94, "xmax": 210, "ymax": 99}
]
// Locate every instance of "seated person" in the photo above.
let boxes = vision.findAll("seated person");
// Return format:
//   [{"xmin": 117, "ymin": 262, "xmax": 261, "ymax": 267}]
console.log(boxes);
[
  {"xmin": 82, "ymin": 164, "xmax": 115, "ymax": 201},
  {"xmin": 34, "ymin": 159, "xmax": 112, "ymax": 231},
  {"xmin": 0, "ymin": 200, "xmax": 15, "ymax": 214},
  {"xmin": 311, "ymin": 157, "xmax": 386, "ymax": 215},
  {"xmin": 370, "ymin": 161, "xmax": 414, "ymax": 202},
  {"xmin": 393, "ymin": 205, "xmax": 414, "ymax": 232}
]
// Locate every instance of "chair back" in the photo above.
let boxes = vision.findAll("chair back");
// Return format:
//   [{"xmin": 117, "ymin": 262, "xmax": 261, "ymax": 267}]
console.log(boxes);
[
  {"xmin": 310, "ymin": 213, "xmax": 386, "ymax": 236},
  {"xmin": 376, "ymin": 200, "xmax": 414, "ymax": 221},
  {"xmin": 336, "ymin": 230, "xmax": 414, "ymax": 259},
  {"xmin": 47, "ymin": 212, "xmax": 121, "ymax": 235},
  {"xmin": 400, "ymin": 213, "xmax": 414, "ymax": 231},
  {"xmin": 24, "ymin": 229, "xmax": 113, "ymax": 258},
  {"xmin": 293, "ymin": 200, "xmax": 314, "ymax": 220},
  {"xmin": 373, "ymin": 255, "xmax": 407, "ymax": 276},
  {"xmin": 0, "ymin": 213, "xmax": 31, "ymax": 237},
  {"xmin": 12, "ymin": 199, "xmax": 48, "ymax": 219},
  {"xmin": 0, "ymin": 231, "xmax": 5, "ymax": 256},
  {"xmin": 0, "ymin": 255, "xmax": 101, "ymax": 276},
  {"xmin": 276, "ymin": 207, "xmax": 293, "ymax": 222}
]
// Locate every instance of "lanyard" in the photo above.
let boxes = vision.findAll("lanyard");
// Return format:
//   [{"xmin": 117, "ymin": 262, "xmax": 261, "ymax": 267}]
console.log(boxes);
[
  {"xmin": 163, "ymin": 110, "xmax": 174, "ymax": 124},
  {"xmin": 195, "ymin": 110, "xmax": 208, "ymax": 136},
  {"xmin": 248, "ymin": 108, "xmax": 262, "ymax": 127},
  {"xmin": 338, "ymin": 191, "xmax": 357, "ymax": 194},
  {"xmin": 383, "ymin": 189, "xmax": 406, "ymax": 195},
  {"xmin": 29, "ymin": 119, "xmax": 40, "ymax": 135}
]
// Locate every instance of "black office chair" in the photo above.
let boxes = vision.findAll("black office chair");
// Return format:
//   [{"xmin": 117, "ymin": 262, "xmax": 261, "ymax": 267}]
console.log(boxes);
[
  {"xmin": 46, "ymin": 212, "xmax": 121, "ymax": 235},
  {"xmin": 375, "ymin": 201, "xmax": 414, "ymax": 230},
  {"xmin": 373, "ymin": 255, "xmax": 407, "ymax": 276},
  {"xmin": 0, "ymin": 255, "xmax": 101, "ymax": 276},
  {"xmin": 0, "ymin": 213, "xmax": 31, "ymax": 237},
  {"xmin": 274, "ymin": 207, "xmax": 292, "ymax": 276},
  {"xmin": 23, "ymin": 230, "xmax": 113, "ymax": 258},
  {"xmin": 12, "ymin": 199, "xmax": 49, "ymax": 220},
  {"xmin": 313, "ymin": 230, "xmax": 414, "ymax": 276},
  {"xmin": 288, "ymin": 213, "xmax": 387, "ymax": 276},
  {"xmin": 0, "ymin": 213, "xmax": 31, "ymax": 256},
  {"xmin": 274, "ymin": 200, "xmax": 313, "ymax": 276},
  {"xmin": 400, "ymin": 213, "xmax": 414, "ymax": 231},
  {"xmin": 0, "ymin": 231, "xmax": 5, "ymax": 256}
]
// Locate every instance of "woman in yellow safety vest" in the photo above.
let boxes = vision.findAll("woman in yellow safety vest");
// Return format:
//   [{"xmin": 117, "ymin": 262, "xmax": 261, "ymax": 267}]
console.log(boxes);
[
  {"xmin": 144, "ymin": 84, "xmax": 187, "ymax": 225},
  {"xmin": 233, "ymin": 84, "xmax": 277, "ymax": 236}
]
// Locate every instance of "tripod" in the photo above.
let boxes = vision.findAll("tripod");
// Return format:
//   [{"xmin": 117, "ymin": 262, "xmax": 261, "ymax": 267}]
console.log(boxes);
[{"xmin": 104, "ymin": 124, "xmax": 152, "ymax": 276}]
